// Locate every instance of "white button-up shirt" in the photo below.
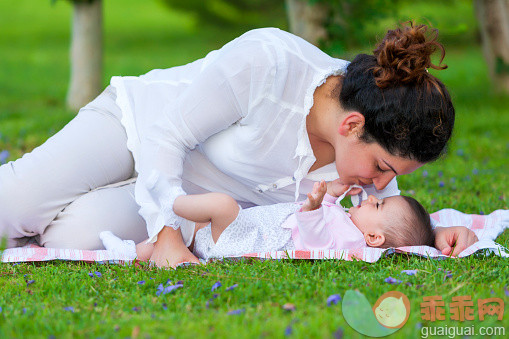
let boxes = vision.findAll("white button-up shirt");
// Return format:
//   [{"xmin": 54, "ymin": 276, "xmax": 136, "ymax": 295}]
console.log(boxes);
[{"xmin": 110, "ymin": 28, "xmax": 400, "ymax": 243}]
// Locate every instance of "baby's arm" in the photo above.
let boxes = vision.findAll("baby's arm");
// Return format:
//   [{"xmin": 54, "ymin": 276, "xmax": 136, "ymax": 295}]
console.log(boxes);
[{"xmin": 173, "ymin": 193, "xmax": 240, "ymax": 243}]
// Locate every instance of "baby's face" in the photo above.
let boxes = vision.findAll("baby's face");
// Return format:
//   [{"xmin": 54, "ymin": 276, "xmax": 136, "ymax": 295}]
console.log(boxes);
[{"xmin": 349, "ymin": 195, "xmax": 409, "ymax": 234}]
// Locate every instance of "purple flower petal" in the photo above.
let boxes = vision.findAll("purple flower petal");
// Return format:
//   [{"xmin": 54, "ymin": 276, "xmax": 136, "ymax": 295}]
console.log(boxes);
[
  {"xmin": 137, "ymin": 280, "xmax": 145, "ymax": 285},
  {"xmin": 226, "ymin": 284, "xmax": 238, "ymax": 291},
  {"xmin": 163, "ymin": 284, "xmax": 183, "ymax": 295},
  {"xmin": 384, "ymin": 277, "xmax": 402, "ymax": 284},
  {"xmin": 472, "ymin": 168, "xmax": 479, "ymax": 175},
  {"xmin": 227, "ymin": 308, "xmax": 245, "ymax": 315},
  {"xmin": 284, "ymin": 325, "xmax": 293, "ymax": 336},
  {"xmin": 132, "ymin": 307, "xmax": 140, "ymax": 312},
  {"xmin": 165, "ymin": 279, "xmax": 171, "ymax": 285},
  {"xmin": 504, "ymin": 286, "xmax": 509, "ymax": 297},
  {"xmin": 439, "ymin": 181, "xmax": 445, "ymax": 188},
  {"xmin": 177, "ymin": 280, "xmax": 184, "ymax": 285},
  {"xmin": 327, "ymin": 294, "xmax": 341, "ymax": 306},
  {"xmin": 63, "ymin": 306, "xmax": 74, "ymax": 312},
  {"xmin": 0, "ymin": 306, "xmax": 2, "ymax": 313},
  {"xmin": 211, "ymin": 281, "xmax": 222, "ymax": 292},
  {"xmin": 88, "ymin": 273, "xmax": 94, "ymax": 278},
  {"xmin": 422, "ymin": 170, "xmax": 428, "ymax": 177},
  {"xmin": 401, "ymin": 269, "xmax": 418, "ymax": 276},
  {"xmin": 26, "ymin": 280, "xmax": 35, "ymax": 286},
  {"xmin": 334, "ymin": 327, "xmax": 344, "ymax": 339},
  {"xmin": 0, "ymin": 150, "xmax": 9, "ymax": 164},
  {"xmin": 156, "ymin": 283, "xmax": 164, "ymax": 296},
  {"xmin": 94, "ymin": 272, "xmax": 102, "ymax": 278},
  {"xmin": 23, "ymin": 308, "xmax": 27, "ymax": 314},
  {"xmin": 444, "ymin": 273, "xmax": 453, "ymax": 280}
]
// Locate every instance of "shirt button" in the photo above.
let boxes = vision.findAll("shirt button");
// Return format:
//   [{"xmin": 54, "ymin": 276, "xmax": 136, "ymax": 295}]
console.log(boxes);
[
  {"xmin": 272, "ymin": 184, "xmax": 278, "ymax": 189},
  {"xmin": 292, "ymin": 176, "xmax": 296, "ymax": 181},
  {"xmin": 258, "ymin": 189, "xmax": 263, "ymax": 193}
]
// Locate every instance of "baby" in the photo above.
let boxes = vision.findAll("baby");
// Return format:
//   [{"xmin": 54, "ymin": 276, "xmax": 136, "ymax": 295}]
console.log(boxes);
[{"xmin": 101, "ymin": 180, "xmax": 434, "ymax": 262}]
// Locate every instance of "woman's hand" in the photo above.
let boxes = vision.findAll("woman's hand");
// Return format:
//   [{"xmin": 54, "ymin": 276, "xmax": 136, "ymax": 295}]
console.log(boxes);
[
  {"xmin": 302, "ymin": 180, "xmax": 327, "ymax": 212},
  {"xmin": 150, "ymin": 226, "xmax": 200, "ymax": 268},
  {"xmin": 434, "ymin": 226, "xmax": 479, "ymax": 257},
  {"xmin": 326, "ymin": 179, "xmax": 363, "ymax": 197}
]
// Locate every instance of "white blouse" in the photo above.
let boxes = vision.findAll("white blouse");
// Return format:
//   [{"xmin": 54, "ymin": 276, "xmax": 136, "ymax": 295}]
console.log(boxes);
[{"xmin": 110, "ymin": 28, "xmax": 400, "ymax": 243}]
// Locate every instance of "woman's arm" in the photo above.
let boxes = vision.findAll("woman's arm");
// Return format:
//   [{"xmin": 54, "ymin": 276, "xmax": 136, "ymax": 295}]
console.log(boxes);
[{"xmin": 130, "ymin": 35, "xmax": 276, "ymax": 267}]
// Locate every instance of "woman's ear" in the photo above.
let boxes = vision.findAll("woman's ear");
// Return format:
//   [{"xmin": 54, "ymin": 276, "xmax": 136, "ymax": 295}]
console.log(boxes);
[
  {"xmin": 338, "ymin": 112, "xmax": 365, "ymax": 137},
  {"xmin": 364, "ymin": 232, "xmax": 385, "ymax": 248}
]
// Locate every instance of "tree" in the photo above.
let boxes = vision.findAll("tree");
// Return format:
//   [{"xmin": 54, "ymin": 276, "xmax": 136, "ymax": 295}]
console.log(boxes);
[
  {"xmin": 285, "ymin": 0, "xmax": 398, "ymax": 54},
  {"xmin": 475, "ymin": 0, "xmax": 509, "ymax": 93},
  {"xmin": 66, "ymin": 0, "xmax": 103, "ymax": 111},
  {"xmin": 285, "ymin": 0, "xmax": 328, "ymax": 46}
]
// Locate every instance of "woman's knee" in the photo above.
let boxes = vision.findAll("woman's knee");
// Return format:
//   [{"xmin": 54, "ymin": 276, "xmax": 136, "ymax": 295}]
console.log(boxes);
[
  {"xmin": 39, "ymin": 183, "xmax": 147, "ymax": 250},
  {"xmin": 0, "ymin": 164, "xmax": 52, "ymax": 238}
]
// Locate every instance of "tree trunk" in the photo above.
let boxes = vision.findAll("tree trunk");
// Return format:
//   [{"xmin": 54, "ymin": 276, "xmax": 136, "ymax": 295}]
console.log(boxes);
[
  {"xmin": 67, "ymin": 0, "xmax": 103, "ymax": 111},
  {"xmin": 475, "ymin": 0, "xmax": 509, "ymax": 93},
  {"xmin": 285, "ymin": 0, "xmax": 328, "ymax": 46}
]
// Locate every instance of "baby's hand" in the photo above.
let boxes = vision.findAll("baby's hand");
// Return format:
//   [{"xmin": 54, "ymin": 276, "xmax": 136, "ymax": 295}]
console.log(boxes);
[
  {"xmin": 327, "ymin": 179, "xmax": 362, "ymax": 197},
  {"xmin": 302, "ymin": 180, "xmax": 327, "ymax": 212}
]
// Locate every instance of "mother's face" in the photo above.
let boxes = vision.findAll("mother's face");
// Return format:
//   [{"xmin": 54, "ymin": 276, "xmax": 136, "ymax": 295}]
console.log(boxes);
[{"xmin": 334, "ymin": 132, "xmax": 424, "ymax": 190}]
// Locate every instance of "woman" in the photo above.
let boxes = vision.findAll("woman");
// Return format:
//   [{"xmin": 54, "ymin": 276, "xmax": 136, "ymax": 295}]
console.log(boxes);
[{"xmin": 0, "ymin": 23, "xmax": 477, "ymax": 267}]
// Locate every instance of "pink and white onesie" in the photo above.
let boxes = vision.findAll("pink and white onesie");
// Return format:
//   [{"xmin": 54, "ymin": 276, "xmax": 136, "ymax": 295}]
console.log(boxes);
[{"xmin": 192, "ymin": 194, "xmax": 367, "ymax": 260}]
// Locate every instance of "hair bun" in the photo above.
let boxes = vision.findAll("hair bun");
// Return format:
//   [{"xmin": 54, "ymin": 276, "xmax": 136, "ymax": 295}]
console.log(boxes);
[{"xmin": 373, "ymin": 22, "xmax": 447, "ymax": 88}]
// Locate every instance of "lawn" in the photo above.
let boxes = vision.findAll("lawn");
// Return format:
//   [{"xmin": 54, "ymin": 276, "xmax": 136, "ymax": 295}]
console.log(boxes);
[{"xmin": 0, "ymin": 0, "xmax": 508, "ymax": 338}]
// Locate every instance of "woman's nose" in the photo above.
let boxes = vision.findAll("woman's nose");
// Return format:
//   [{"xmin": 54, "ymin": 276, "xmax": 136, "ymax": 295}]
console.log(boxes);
[{"xmin": 372, "ymin": 172, "xmax": 396, "ymax": 190}]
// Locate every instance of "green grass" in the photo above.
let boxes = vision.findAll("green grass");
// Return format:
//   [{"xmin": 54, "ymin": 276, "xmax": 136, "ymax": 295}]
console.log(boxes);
[{"xmin": 0, "ymin": 0, "xmax": 508, "ymax": 338}]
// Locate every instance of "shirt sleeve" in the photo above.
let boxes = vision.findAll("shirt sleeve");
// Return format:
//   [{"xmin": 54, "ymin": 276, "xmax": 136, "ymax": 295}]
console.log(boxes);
[
  {"xmin": 135, "ymin": 35, "xmax": 277, "ymax": 243},
  {"xmin": 294, "ymin": 206, "xmax": 335, "ymax": 249}
]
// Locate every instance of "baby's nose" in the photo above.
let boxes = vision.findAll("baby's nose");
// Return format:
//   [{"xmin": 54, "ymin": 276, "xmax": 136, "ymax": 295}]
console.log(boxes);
[{"xmin": 367, "ymin": 195, "xmax": 377, "ymax": 203}]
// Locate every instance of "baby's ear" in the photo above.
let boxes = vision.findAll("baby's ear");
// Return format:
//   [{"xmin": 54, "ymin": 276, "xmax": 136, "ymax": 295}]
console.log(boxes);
[{"xmin": 364, "ymin": 232, "xmax": 385, "ymax": 247}]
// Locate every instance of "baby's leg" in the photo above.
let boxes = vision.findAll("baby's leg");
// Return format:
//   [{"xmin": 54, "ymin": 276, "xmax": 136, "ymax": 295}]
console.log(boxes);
[
  {"xmin": 187, "ymin": 222, "xmax": 210, "ymax": 252},
  {"xmin": 173, "ymin": 193, "xmax": 240, "ymax": 243}
]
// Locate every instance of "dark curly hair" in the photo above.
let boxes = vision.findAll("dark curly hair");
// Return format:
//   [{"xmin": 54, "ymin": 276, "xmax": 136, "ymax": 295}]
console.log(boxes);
[{"xmin": 338, "ymin": 22, "xmax": 455, "ymax": 163}]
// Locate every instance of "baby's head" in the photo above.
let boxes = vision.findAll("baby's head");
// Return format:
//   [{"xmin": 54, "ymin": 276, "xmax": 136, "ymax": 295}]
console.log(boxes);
[{"xmin": 349, "ymin": 195, "xmax": 434, "ymax": 248}]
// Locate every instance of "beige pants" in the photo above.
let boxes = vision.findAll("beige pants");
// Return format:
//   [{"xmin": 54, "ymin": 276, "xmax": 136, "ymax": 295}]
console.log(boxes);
[{"xmin": 0, "ymin": 87, "xmax": 193, "ymax": 250}]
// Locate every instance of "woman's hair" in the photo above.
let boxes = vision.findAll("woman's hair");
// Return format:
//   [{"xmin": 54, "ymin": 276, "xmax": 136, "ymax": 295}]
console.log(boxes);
[
  {"xmin": 380, "ymin": 195, "xmax": 434, "ymax": 248},
  {"xmin": 339, "ymin": 22, "xmax": 455, "ymax": 163}
]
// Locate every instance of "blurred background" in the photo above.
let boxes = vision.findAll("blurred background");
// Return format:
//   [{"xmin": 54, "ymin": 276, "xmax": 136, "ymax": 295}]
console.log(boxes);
[{"xmin": 0, "ymin": 0, "xmax": 508, "ymax": 177}]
